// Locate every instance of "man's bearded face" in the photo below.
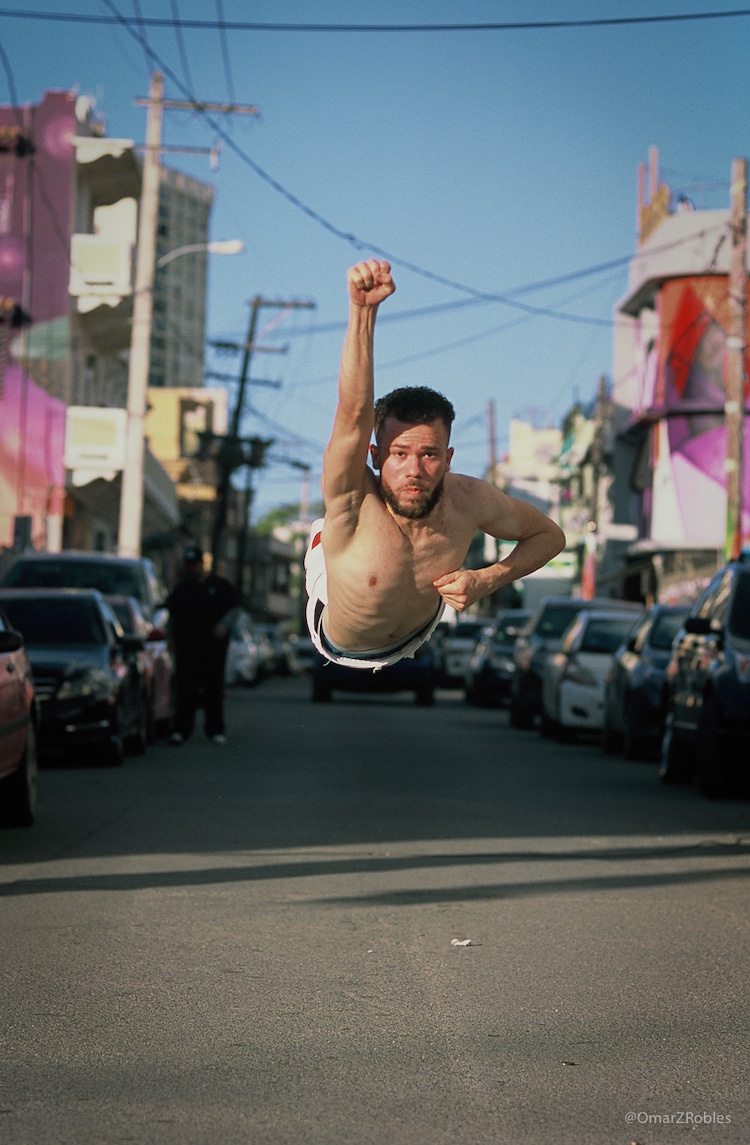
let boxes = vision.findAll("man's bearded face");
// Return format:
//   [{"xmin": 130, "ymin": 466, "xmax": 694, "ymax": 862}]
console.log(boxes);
[{"xmin": 371, "ymin": 418, "xmax": 453, "ymax": 520}]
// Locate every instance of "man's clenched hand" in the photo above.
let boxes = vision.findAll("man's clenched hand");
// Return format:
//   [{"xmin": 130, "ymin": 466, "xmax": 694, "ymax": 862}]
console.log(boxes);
[
  {"xmin": 432, "ymin": 568, "xmax": 487, "ymax": 612},
  {"xmin": 348, "ymin": 259, "xmax": 395, "ymax": 308}
]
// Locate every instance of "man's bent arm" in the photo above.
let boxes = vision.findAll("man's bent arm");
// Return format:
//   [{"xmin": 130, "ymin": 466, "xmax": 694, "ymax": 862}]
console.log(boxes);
[
  {"xmin": 434, "ymin": 490, "xmax": 565, "ymax": 612},
  {"xmin": 322, "ymin": 260, "xmax": 395, "ymax": 506}
]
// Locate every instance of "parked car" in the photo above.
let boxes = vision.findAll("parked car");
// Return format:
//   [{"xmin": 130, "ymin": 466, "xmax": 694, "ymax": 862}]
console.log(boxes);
[
  {"xmin": 0, "ymin": 589, "xmax": 148, "ymax": 766},
  {"xmin": 252, "ymin": 623, "xmax": 297, "ymax": 676},
  {"xmin": 107, "ymin": 595, "xmax": 174, "ymax": 740},
  {"xmin": 250, "ymin": 625, "xmax": 277, "ymax": 680},
  {"xmin": 510, "ymin": 595, "xmax": 644, "ymax": 729},
  {"xmin": 225, "ymin": 612, "xmax": 264, "ymax": 686},
  {"xmin": 602, "ymin": 604, "xmax": 690, "ymax": 759},
  {"xmin": 464, "ymin": 610, "xmax": 532, "ymax": 707},
  {"xmin": 660, "ymin": 560, "xmax": 750, "ymax": 797},
  {"xmin": 0, "ymin": 608, "xmax": 38, "ymax": 827},
  {"xmin": 540, "ymin": 608, "xmax": 644, "ymax": 740},
  {"xmin": 287, "ymin": 634, "xmax": 319, "ymax": 675},
  {"xmin": 1, "ymin": 550, "xmax": 168, "ymax": 624},
  {"xmin": 440, "ymin": 617, "xmax": 489, "ymax": 685},
  {"xmin": 311, "ymin": 639, "xmax": 438, "ymax": 705}
]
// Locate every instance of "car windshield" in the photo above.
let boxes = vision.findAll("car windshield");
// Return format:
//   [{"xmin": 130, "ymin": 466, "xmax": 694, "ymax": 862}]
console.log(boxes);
[
  {"xmin": 4, "ymin": 559, "xmax": 143, "ymax": 600},
  {"xmin": 495, "ymin": 614, "xmax": 530, "ymax": 640},
  {"xmin": 109, "ymin": 600, "xmax": 148, "ymax": 638},
  {"xmin": 537, "ymin": 604, "xmax": 582, "ymax": 639},
  {"xmin": 580, "ymin": 617, "xmax": 637, "ymax": 654},
  {"xmin": 0, "ymin": 597, "xmax": 107, "ymax": 646},
  {"xmin": 729, "ymin": 572, "xmax": 750, "ymax": 639},
  {"xmin": 452, "ymin": 622, "xmax": 485, "ymax": 639},
  {"xmin": 649, "ymin": 610, "xmax": 689, "ymax": 649}
]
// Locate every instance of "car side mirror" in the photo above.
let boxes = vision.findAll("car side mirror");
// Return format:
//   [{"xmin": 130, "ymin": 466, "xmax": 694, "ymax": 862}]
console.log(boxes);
[
  {"xmin": 153, "ymin": 607, "xmax": 169, "ymax": 630},
  {"xmin": 0, "ymin": 629, "xmax": 23, "ymax": 653},
  {"xmin": 684, "ymin": 616, "xmax": 713, "ymax": 636},
  {"xmin": 120, "ymin": 634, "xmax": 146, "ymax": 654}
]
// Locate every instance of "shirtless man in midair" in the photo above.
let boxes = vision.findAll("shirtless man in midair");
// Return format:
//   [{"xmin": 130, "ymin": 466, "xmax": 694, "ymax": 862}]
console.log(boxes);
[{"xmin": 305, "ymin": 258, "xmax": 566, "ymax": 670}]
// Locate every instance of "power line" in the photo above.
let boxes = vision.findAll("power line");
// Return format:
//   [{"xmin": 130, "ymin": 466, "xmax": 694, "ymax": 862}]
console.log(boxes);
[
  {"xmin": 3, "ymin": 6, "xmax": 750, "ymax": 31},
  {"xmin": 169, "ymin": 0, "xmax": 195, "ymax": 94},
  {"xmin": 18, "ymin": 3, "xmax": 706, "ymax": 334},
  {"xmin": 215, "ymin": 0, "xmax": 236, "ymax": 105}
]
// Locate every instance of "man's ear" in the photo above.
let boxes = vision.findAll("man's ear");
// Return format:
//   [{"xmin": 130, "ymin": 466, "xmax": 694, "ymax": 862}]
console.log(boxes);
[
  {"xmin": 446, "ymin": 446, "xmax": 454, "ymax": 469},
  {"xmin": 369, "ymin": 443, "xmax": 381, "ymax": 470}
]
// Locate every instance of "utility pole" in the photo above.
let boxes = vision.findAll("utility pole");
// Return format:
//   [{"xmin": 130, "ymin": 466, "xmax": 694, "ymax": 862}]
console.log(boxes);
[
  {"xmin": 487, "ymin": 399, "xmax": 498, "ymax": 484},
  {"xmin": 725, "ymin": 157, "xmax": 747, "ymax": 562},
  {"xmin": 211, "ymin": 295, "xmax": 315, "ymax": 571},
  {"xmin": 118, "ymin": 71, "xmax": 163, "ymax": 558},
  {"xmin": 118, "ymin": 73, "xmax": 259, "ymax": 557}
]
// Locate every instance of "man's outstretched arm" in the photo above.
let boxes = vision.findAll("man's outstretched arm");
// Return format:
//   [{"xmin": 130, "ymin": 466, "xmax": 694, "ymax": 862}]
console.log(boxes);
[{"xmin": 322, "ymin": 260, "xmax": 395, "ymax": 509}]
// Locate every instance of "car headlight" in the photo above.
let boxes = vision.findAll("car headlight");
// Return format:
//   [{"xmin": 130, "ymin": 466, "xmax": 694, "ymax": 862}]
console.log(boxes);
[
  {"xmin": 490, "ymin": 655, "xmax": 515, "ymax": 673},
  {"xmin": 57, "ymin": 668, "xmax": 114, "ymax": 701}
]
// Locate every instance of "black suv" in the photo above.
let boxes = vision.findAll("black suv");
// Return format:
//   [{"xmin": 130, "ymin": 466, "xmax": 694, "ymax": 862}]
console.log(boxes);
[
  {"xmin": 660, "ymin": 560, "xmax": 750, "ymax": 798},
  {"xmin": 1, "ymin": 551, "xmax": 168, "ymax": 624},
  {"xmin": 510, "ymin": 595, "xmax": 643, "ymax": 729}
]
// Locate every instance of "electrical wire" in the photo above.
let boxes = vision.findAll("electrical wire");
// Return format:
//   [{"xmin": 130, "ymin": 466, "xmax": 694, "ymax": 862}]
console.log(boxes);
[
  {"xmin": 97, "ymin": 1, "xmax": 733, "ymax": 333},
  {"xmin": 215, "ymin": 0, "xmax": 236, "ymax": 105},
  {"xmin": 169, "ymin": 0, "xmax": 196, "ymax": 96},
  {"xmin": 2, "ymin": 7, "xmax": 750, "ymax": 32},
  {"xmin": 129, "ymin": 0, "xmax": 153, "ymax": 82}
]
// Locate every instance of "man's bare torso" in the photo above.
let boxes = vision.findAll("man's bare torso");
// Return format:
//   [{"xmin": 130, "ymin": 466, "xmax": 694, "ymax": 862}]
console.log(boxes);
[{"xmin": 321, "ymin": 471, "xmax": 477, "ymax": 650}]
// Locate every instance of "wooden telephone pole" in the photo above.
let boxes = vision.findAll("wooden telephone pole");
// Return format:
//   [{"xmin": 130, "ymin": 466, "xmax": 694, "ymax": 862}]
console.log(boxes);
[
  {"xmin": 210, "ymin": 294, "xmax": 316, "ymax": 572},
  {"xmin": 118, "ymin": 73, "xmax": 259, "ymax": 557}
]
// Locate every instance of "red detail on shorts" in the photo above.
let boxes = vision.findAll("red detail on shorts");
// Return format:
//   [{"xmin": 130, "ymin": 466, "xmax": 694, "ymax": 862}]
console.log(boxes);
[{"xmin": 311, "ymin": 531, "xmax": 322, "ymax": 549}]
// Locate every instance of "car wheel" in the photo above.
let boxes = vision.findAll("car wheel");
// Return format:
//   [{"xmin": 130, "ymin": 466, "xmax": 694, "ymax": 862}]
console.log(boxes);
[
  {"xmin": 146, "ymin": 696, "xmax": 157, "ymax": 745},
  {"xmin": 601, "ymin": 717, "xmax": 621, "ymax": 754},
  {"xmin": 539, "ymin": 710, "xmax": 557, "ymax": 738},
  {"xmin": 0, "ymin": 722, "xmax": 38, "ymax": 828},
  {"xmin": 622, "ymin": 700, "xmax": 645, "ymax": 761},
  {"xmin": 553, "ymin": 700, "xmax": 575, "ymax": 743},
  {"xmin": 127, "ymin": 692, "xmax": 148, "ymax": 756},
  {"xmin": 658, "ymin": 710, "xmax": 693, "ymax": 785},
  {"xmin": 311, "ymin": 675, "xmax": 332, "ymax": 702},
  {"xmin": 510, "ymin": 692, "xmax": 534, "ymax": 730},
  {"xmin": 696, "ymin": 694, "xmax": 739, "ymax": 799},
  {"xmin": 101, "ymin": 707, "xmax": 125, "ymax": 767}
]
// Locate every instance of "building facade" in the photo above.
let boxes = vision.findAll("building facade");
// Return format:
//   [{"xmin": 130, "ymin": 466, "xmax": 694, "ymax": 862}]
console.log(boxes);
[
  {"xmin": 0, "ymin": 89, "xmax": 214, "ymax": 563},
  {"xmin": 604, "ymin": 149, "xmax": 749, "ymax": 602}
]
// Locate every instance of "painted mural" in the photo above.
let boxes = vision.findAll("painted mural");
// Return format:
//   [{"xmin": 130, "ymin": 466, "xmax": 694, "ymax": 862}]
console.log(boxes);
[
  {"xmin": 0, "ymin": 91, "xmax": 75, "ymax": 549},
  {"xmin": 0, "ymin": 364, "xmax": 66, "ymax": 547},
  {"xmin": 649, "ymin": 276, "xmax": 750, "ymax": 547}
]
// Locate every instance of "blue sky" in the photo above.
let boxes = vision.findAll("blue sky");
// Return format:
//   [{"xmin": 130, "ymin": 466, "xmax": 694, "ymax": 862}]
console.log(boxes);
[{"xmin": 1, "ymin": 0, "xmax": 748, "ymax": 520}]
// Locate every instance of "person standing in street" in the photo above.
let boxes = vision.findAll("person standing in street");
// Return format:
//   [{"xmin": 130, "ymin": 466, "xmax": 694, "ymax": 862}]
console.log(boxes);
[{"xmin": 166, "ymin": 546, "xmax": 240, "ymax": 745}]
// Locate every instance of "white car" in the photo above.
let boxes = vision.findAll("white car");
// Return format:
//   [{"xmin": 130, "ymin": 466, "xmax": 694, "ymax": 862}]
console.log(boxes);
[
  {"xmin": 225, "ymin": 613, "xmax": 263, "ymax": 686},
  {"xmin": 540, "ymin": 609, "xmax": 644, "ymax": 738},
  {"xmin": 440, "ymin": 618, "xmax": 489, "ymax": 684}
]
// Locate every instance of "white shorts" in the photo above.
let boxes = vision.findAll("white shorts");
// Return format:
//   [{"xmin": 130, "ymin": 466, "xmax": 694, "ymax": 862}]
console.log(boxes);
[{"xmin": 304, "ymin": 518, "xmax": 444, "ymax": 672}]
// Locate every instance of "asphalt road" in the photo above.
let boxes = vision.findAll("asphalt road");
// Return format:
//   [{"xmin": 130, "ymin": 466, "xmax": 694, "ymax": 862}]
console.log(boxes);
[{"xmin": 1, "ymin": 675, "xmax": 749, "ymax": 1145}]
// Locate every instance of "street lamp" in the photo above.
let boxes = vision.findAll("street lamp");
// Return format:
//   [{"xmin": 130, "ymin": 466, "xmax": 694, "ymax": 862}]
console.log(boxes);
[
  {"xmin": 155, "ymin": 239, "xmax": 244, "ymax": 269},
  {"xmin": 117, "ymin": 238, "xmax": 244, "ymax": 558}
]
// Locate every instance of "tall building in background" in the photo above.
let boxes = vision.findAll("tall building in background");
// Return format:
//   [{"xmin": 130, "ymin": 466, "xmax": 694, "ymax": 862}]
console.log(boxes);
[{"xmin": 150, "ymin": 167, "xmax": 213, "ymax": 389}]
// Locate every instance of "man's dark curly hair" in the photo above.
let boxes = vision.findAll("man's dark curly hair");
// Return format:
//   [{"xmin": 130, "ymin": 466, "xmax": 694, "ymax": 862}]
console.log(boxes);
[{"xmin": 373, "ymin": 386, "xmax": 455, "ymax": 439}]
